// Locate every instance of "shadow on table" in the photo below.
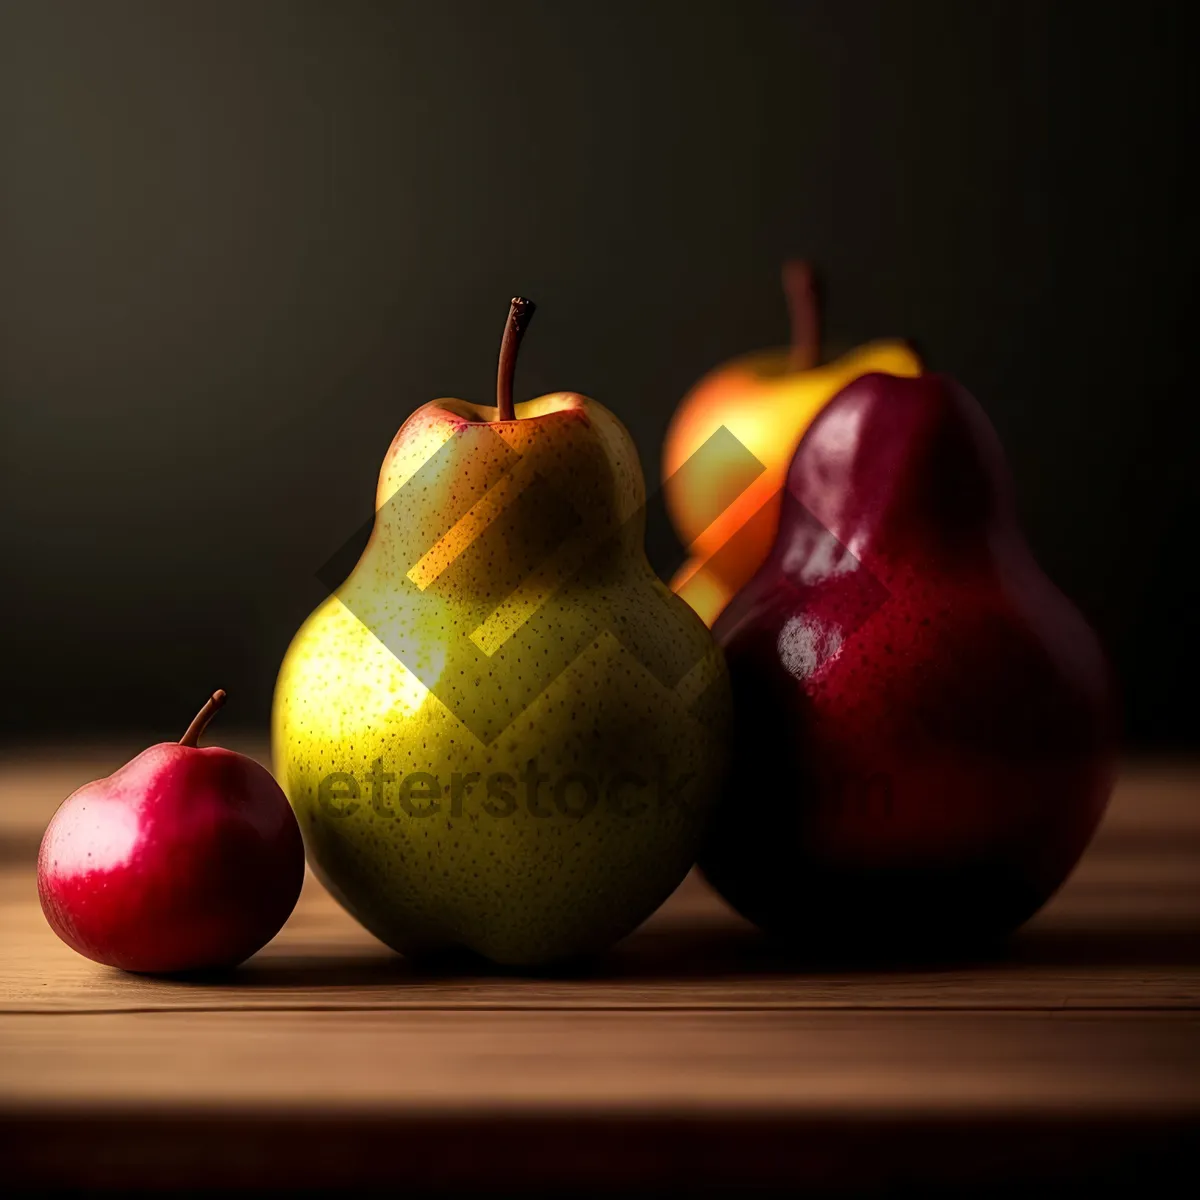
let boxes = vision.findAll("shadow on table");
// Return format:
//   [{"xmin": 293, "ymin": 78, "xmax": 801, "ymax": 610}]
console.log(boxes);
[
  {"xmin": 1004, "ymin": 923, "xmax": 1200, "ymax": 969},
  {"xmin": 175, "ymin": 908, "xmax": 1200, "ymax": 992},
  {"xmin": 592, "ymin": 914, "xmax": 1200, "ymax": 980}
]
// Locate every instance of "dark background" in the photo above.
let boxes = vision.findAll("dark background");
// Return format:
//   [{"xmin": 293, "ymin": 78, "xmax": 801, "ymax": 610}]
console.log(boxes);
[{"xmin": 0, "ymin": 0, "xmax": 1195, "ymax": 748}]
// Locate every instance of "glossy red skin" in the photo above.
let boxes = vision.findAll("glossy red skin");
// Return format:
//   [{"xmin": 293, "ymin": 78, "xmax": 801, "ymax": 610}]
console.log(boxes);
[
  {"xmin": 38, "ymin": 745, "xmax": 305, "ymax": 973},
  {"xmin": 701, "ymin": 372, "xmax": 1118, "ymax": 952}
]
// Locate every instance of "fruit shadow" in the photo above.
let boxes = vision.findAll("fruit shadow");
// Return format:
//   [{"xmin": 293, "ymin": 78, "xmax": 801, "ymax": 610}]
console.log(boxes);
[
  {"xmin": 167, "ymin": 908, "xmax": 1200, "ymax": 991},
  {"xmin": 1004, "ymin": 922, "xmax": 1200, "ymax": 970},
  {"xmin": 152, "ymin": 821, "xmax": 1200, "ymax": 988},
  {"xmin": 504, "ymin": 919, "xmax": 1200, "ymax": 982},
  {"xmin": 155, "ymin": 923, "xmax": 954, "ymax": 991},
  {"xmin": 152, "ymin": 937, "xmax": 539, "ymax": 988}
]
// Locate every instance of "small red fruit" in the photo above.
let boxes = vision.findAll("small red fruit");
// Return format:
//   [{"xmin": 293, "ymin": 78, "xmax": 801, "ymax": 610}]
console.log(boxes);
[{"xmin": 38, "ymin": 690, "xmax": 305, "ymax": 973}]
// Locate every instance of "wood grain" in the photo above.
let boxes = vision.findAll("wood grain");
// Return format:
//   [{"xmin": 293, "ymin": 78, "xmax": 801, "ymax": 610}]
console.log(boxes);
[
  {"xmin": 5, "ymin": 1009, "xmax": 1200, "ymax": 1112},
  {"xmin": 1, "ymin": 748, "xmax": 1198, "ymax": 1190}
]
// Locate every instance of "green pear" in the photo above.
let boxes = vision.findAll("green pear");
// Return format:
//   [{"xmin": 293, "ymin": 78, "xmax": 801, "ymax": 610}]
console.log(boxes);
[{"xmin": 272, "ymin": 299, "xmax": 731, "ymax": 965}]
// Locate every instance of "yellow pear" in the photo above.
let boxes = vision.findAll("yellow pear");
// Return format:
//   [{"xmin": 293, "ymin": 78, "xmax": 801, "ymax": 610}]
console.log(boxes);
[{"xmin": 273, "ymin": 299, "xmax": 731, "ymax": 965}]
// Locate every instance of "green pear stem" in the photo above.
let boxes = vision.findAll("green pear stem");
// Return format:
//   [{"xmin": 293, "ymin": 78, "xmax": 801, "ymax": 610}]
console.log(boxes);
[
  {"xmin": 496, "ymin": 296, "xmax": 536, "ymax": 422},
  {"xmin": 783, "ymin": 260, "xmax": 820, "ymax": 371},
  {"xmin": 179, "ymin": 689, "xmax": 227, "ymax": 747}
]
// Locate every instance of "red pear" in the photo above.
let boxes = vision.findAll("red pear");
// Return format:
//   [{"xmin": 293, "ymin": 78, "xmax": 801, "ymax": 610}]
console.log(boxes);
[
  {"xmin": 38, "ymin": 691, "xmax": 305, "ymax": 973},
  {"xmin": 701, "ymin": 372, "xmax": 1118, "ymax": 952}
]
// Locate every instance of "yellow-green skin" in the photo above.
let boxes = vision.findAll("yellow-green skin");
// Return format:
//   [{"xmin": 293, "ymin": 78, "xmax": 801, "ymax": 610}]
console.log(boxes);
[{"xmin": 272, "ymin": 392, "xmax": 731, "ymax": 965}]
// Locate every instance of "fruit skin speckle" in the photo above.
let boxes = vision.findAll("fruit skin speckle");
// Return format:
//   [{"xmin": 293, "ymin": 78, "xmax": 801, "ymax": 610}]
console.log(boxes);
[
  {"xmin": 38, "ymin": 696, "xmax": 305, "ymax": 975},
  {"xmin": 700, "ymin": 372, "xmax": 1118, "ymax": 954},
  {"xmin": 273, "ymin": 392, "xmax": 731, "ymax": 967}
]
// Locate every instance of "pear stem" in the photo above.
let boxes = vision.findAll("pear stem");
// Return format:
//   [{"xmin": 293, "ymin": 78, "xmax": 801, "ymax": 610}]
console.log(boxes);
[
  {"xmin": 495, "ymin": 296, "xmax": 536, "ymax": 422},
  {"xmin": 783, "ymin": 260, "xmax": 820, "ymax": 371},
  {"xmin": 179, "ymin": 689, "xmax": 227, "ymax": 747}
]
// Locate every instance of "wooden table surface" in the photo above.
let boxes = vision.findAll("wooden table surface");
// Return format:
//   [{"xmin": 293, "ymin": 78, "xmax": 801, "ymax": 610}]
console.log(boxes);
[{"xmin": 2, "ymin": 745, "xmax": 1198, "ymax": 1192}]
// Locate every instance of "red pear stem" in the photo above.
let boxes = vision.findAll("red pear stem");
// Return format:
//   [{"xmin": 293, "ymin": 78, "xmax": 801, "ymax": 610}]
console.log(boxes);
[
  {"xmin": 495, "ymin": 296, "xmax": 536, "ymax": 422},
  {"xmin": 179, "ymin": 689, "xmax": 227, "ymax": 747},
  {"xmin": 782, "ymin": 260, "xmax": 820, "ymax": 371}
]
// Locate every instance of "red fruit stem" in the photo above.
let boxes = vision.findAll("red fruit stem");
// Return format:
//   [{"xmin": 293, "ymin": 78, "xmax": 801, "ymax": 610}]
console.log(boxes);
[
  {"xmin": 783, "ymin": 260, "xmax": 820, "ymax": 371},
  {"xmin": 495, "ymin": 296, "xmax": 536, "ymax": 422},
  {"xmin": 179, "ymin": 690, "xmax": 227, "ymax": 747}
]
